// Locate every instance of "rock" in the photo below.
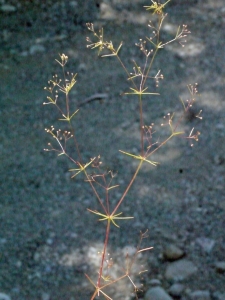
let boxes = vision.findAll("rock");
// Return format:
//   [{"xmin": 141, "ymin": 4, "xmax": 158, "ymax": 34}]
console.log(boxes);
[
  {"xmin": 145, "ymin": 287, "xmax": 173, "ymax": 300},
  {"xmin": 78, "ymin": 63, "xmax": 87, "ymax": 72},
  {"xmin": 149, "ymin": 279, "xmax": 162, "ymax": 287},
  {"xmin": 165, "ymin": 259, "xmax": 198, "ymax": 282},
  {"xmin": 0, "ymin": 293, "xmax": 11, "ymax": 300},
  {"xmin": 163, "ymin": 244, "xmax": 184, "ymax": 261},
  {"xmin": 213, "ymin": 154, "xmax": 225, "ymax": 165},
  {"xmin": 0, "ymin": 4, "xmax": 16, "ymax": 12},
  {"xmin": 69, "ymin": 1, "xmax": 77, "ymax": 8},
  {"xmin": 100, "ymin": 3, "xmax": 117, "ymax": 20},
  {"xmin": 189, "ymin": 290, "xmax": 211, "ymax": 300},
  {"xmin": 213, "ymin": 292, "xmax": 225, "ymax": 300},
  {"xmin": 29, "ymin": 45, "xmax": 46, "ymax": 55},
  {"xmin": 168, "ymin": 283, "xmax": 185, "ymax": 297},
  {"xmin": 215, "ymin": 123, "xmax": 225, "ymax": 130},
  {"xmin": 196, "ymin": 237, "xmax": 215, "ymax": 253},
  {"xmin": 214, "ymin": 261, "xmax": 225, "ymax": 273},
  {"xmin": 46, "ymin": 238, "xmax": 53, "ymax": 245},
  {"xmin": 34, "ymin": 252, "xmax": 40, "ymax": 261},
  {"xmin": 167, "ymin": 42, "xmax": 205, "ymax": 58},
  {"xmin": 41, "ymin": 292, "xmax": 50, "ymax": 300},
  {"xmin": 0, "ymin": 238, "xmax": 7, "ymax": 244}
]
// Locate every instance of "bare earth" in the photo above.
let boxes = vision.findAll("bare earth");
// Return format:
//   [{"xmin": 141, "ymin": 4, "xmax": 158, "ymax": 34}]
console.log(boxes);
[{"xmin": 1, "ymin": 1, "xmax": 225, "ymax": 299}]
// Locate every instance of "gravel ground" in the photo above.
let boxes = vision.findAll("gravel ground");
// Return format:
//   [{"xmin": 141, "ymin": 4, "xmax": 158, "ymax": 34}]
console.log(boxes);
[{"xmin": 0, "ymin": 1, "xmax": 225, "ymax": 299}]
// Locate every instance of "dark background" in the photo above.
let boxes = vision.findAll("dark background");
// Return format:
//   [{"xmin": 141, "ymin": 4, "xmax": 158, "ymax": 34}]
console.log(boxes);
[{"xmin": 0, "ymin": 1, "xmax": 225, "ymax": 299}]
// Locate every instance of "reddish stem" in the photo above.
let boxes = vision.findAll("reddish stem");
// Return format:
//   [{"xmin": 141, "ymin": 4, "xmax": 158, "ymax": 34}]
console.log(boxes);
[{"xmin": 97, "ymin": 220, "xmax": 111, "ymax": 290}]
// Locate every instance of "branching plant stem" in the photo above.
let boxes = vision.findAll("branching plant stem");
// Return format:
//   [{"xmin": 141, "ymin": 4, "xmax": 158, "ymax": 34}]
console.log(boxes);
[{"xmin": 43, "ymin": 2, "xmax": 201, "ymax": 299}]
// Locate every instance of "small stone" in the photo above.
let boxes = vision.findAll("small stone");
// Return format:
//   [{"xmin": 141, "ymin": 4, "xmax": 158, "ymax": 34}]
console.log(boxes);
[
  {"xmin": 46, "ymin": 238, "xmax": 53, "ymax": 245},
  {"xmin": 78, "ymin": 63, "xmax": 87, "ymax": 72},
  {"xmin": 213, "ymin": 292, "xmax": 225, "ymax": 300},
  {"xmin": 149, "ymin": 279, "xmax": 162, "ymax": 287},
  {"xmin": 169, "ymin": 283, "xmax": 185, "ymax": 297},
  {"xmin": 196, "ymin": 237, "xmax": 215, "ymax": 253},
  {"xmin": 100, "ymin": 3, "xmax": 117, "ymax": 20},
  {"xmin": 0, "ymin": 293, "xmax": 11, "ymax": 300},
  {"xmin": 44, "ymin": 265, "xmax": 52, "ymax": 273},
  {"xmin": 145, "ymin": 287, "xmax": 173, "ymax": 300},
  {"xmin": 15, "ymin": 260, "xmax": 22, "ymax": 268},
  {"xmin": 41, "ymin": 292, "xmax": 50, "ymax": 300},
  {"xmin": 216, "ymin": 123, "xmax": 225, "ymax": 129},
  {"xmin": 163, "ymin": 244, "xmax": 184, "ymax": 261},
  {"xmin": 213, "ymin": 155, "xmax": 225, "ymax": 165},
  {"xmin": 0, "ymin": 4, "xmax": 16, "ymax": 12},
  {"xmin": 34, "ymin": 252, "xmax": 40, "ymax": 261},
  {"xmin": 19, "ymin": 51, "xmax": 29, "ymax": 57},
  {"xmin": 163, "ymin": 23, "xmax": 178, "ymax": 35},
  {"xmin": 29, "ymin": 44, "xmax": 46, "ymax": 55},
  {"xmin": 167, "ymin": 42, "xmax": 205, "ymax": 58},
  {"xmin": 189, "ymin": 290, "xmax": 211, "ymax": 300},
  {"xmin": 165, "ymin": 259, "xmax": 198, "ymax": 282},
  {"xmin": 214, "ymin": 261, "xmax": 225, "ymax": 273},
  {"xmin": 0, "ymin": 238, "xmax": 7, "ymax": 244},
  {"xmin": 69, "ymin": 1, "xmax": 77, "ymax": 8}
]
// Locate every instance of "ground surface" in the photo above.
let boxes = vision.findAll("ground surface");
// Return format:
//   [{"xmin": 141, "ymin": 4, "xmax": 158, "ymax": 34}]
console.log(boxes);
[{"xmin": 0, "ymin": 0, "xmax": 225, "ymax": 300}]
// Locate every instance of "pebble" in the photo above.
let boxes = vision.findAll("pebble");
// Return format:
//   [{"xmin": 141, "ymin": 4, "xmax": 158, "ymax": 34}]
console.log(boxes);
[
  {"xmin": 78, "ymin": 63, "xmax": 87, "ymax": 72},
  {"xmin": 46, "ymin": 238, "xmax": 53, "ymax": 245},
  {"xmin": 165, "ymin": 259, "xmax": 198, "ymax": 281},
  {"xmin": 214, "ymin": 261, "xmax": 225, "ymax": 273},
  {"xmin": 0, "ymin": 4, "xmax": 16, "ymax": 12},
  {"xmin": 149, "ymin": 279, "xmax": 162, "ymax": 287},
  {"xmin": 0, "ymin": 238, "xmax": 7, "ymax": 244},
  {"xmin": 167, "ymin": 42, "xmax": 205, "ymax": 58},
  {"xmin": 189, "ymin": 290, "xmax": 211, "ymax": 300},
  {"xmin": 168, "ymin": 283, "xmax": 185, "ymax": 297},
  {"xmin": 69, "ymin": 1, "xmax": 77, "ymax": 8},
  {"xmin": 29, "ymin": 44, "xmax": 46, "ymax": 55},
  {"xmin": 213, "ymin": 155, "xmax": 225, "ymax": 165},
  {"xmin": 34, "ymin": 252, "xmax": 40, "ymax": 261},
  {"xmin": 145, "ymin": 287, "xmax": 173, "ymax": 300},
  {"xmin": 41, "ymin": 292, "xmax": 50, "ymax": 300},
  {"xmin": 100, "ymin": 3, "xmax": 117, "ymax": 20},
  {"xmin": 196, "ymin": 237, "xmax": 215, "ymax": 253},
  {"xmin": 213, "ymin": 292, "xmax": 225, "ymax": 300},
  {"xmin": 216, "ymin": 123, "xmax": 225, "ymax": 130},
  {"xmin": 163, "ymin": 244, "xmax": 184, "ymax": 261},
  {"xmin": 0, "ymin": 293, "xmax": 11, "ymax": 300}
]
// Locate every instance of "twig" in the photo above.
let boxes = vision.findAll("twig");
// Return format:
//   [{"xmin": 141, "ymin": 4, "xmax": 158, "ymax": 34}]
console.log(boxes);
[{"xmin": 78, "ymin": 93, "xmax": 108, "ymax": 107}]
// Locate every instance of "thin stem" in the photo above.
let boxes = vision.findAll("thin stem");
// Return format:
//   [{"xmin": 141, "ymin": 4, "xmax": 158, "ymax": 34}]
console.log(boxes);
[
  {"xmin": 105, "ymin": 188, "xmax": 110, "ymax": 214},
  {"xmin": 97, "ymin": 219, "xmax": 111, "ymax": 290},
  {"xmin": 68, "ymin": 120, "xmax": 82, "ymax": 162},
  {"xmin": 142, "ymin": 46, "xmax": 159, "ymax": 89},
  {"xmin": 142, "ymin": 13, "xmax": 165, "ymax": 88},
  {"xmin": 111, "ymin": 160, "xmax": 143, "ymax": 216},
  {"xmin": 146, "ymin": 133, "xmax": 176, "ymax": 159},
  {"xmin": 101, "ymin": 172, "xmax": 110, "ymax": 213},
  {"xmin": 139, "ymin": 95, "xmax": 144, "ymax": 156},
  {"xmin": 116, "ymin": 55, "xmax": 138, "ymax": 91},
  {"xmin": 83, "ymin": 169, "xmax": 108, "ymax": 215},
  {"xmin": 62, "ymin": 65, "xmax": 70, "ymax": 117}
]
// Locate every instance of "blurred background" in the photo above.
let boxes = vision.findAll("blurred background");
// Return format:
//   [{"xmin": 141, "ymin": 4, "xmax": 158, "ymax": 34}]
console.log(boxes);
[{"xmin": 0, "ymin": 0, "xmax": 225, "ymax": 299}]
